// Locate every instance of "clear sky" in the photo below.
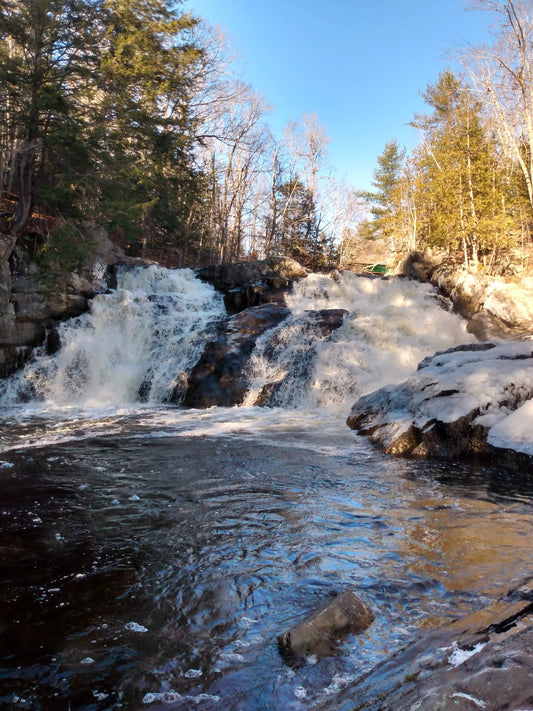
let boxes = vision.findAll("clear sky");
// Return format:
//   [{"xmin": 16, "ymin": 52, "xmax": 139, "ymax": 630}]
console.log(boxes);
[{"xmin": 185, "ymin": 0, "xmax": 491, "ymax": 191}]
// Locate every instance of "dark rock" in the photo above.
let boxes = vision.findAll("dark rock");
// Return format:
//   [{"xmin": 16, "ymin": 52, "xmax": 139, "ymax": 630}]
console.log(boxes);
[
  {"xmin": 13, "ymin": 290, "xmax": 88, "ymax": 322},
  {"xmin": 278, "ymin": 590, "xmax": 375, "ymax": 661},
  {"xmin": 45, "ymin": 326, "xmax": 62, "ymax": 356},
  {"xmin": 183, "ymin": 305, "xmax": 347, "ymax": 408},
  {"xmin": 316, "ymin": 580, "xmax": 533, "ymax": 710},
  {"xmin": 0, "ymin": 317, "xmax": 46, "ymax": 347},
  {"xmin": 196, "ymin": 256, "xmax": 308, "ymax": 291},
  {"xmin": 252, "ymin": 308, "xmax": 348, "ymax": 407},
  {"xmin": 197, "ymin": 257, "xmax": 307, "ymax": 315},
  {"xmin": 0, "ymin": 344, "xmax": 33, "ymax": 379},
  {"xmin": 182, "ymin": 304, "xmax": 291, "ymax": 408},
  {"xmin": 395, "ymin": 251, "xmax": 443, "ymax": 282}
]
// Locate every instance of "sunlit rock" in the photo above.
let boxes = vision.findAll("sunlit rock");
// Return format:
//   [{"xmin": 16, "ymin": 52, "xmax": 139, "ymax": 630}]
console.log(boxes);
[
  {"xmin": 278, "ymin": 590, "xmax": 375, "ymax": 660},
  {"xmin": 484, "ymin": 277, "xmax": 533, "ymax": 329},
  {"xmin": 347, "ymin": 341, "xmax": 533, "ymax": 470}
]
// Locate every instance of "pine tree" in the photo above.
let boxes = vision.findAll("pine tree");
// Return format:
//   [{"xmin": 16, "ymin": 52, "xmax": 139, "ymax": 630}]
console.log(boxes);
[
  {"xmin": 93, "ymin": 0, "xmax": 203, "ymax": 253},
  {"xmin": 411, "ymin": 70, "xmax": 521, "ymax": 269},
  {"xmin": 0, "ymin": 0, "xmax": 102, "ymax": 259},
  {"xmin": 358, "ymin": 139, "xmax": 405, "ymax": 244}
]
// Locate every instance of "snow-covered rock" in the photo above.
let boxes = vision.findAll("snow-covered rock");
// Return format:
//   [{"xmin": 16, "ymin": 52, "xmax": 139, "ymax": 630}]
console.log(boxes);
[{"xmin": 347, "ymin": 341, "xmax": 533, "ymax": 469}]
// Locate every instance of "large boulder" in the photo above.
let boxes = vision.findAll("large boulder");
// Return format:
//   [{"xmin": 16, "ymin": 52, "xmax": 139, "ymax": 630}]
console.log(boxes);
[
  {"xmin": 182, "ymin": 304, "xmax": 291, "ymax": 407},
  {"xmin": 347, "ymin": 341, "xmax": 533, "ymax": 470},
  {"xmin": 483, "ymin": 277, "xmax": 533, "ymax": 330},
  {"xmin": 252, "ymin": 308, "xmax": 348, "ymax": 406},
  {"xmin": 196, "ymin": 256, "xmax": 308, "ymax": 291},
  {"xmin": 182, "ymin": 305, "xmax": 348, "ymax": 408},
  {"xmin": 196, "ymin": 256, "xmax": 308, "ymax": 314}
]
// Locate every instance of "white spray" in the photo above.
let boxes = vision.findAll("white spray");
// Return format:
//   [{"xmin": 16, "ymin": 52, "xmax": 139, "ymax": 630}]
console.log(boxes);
[
  {"xmin": 0, "ymin": 266, "xmax": 225, "ymax": 407},
  {"xmin": 245, "ymin": 271, "xmax": 475, "ymax": 411}
]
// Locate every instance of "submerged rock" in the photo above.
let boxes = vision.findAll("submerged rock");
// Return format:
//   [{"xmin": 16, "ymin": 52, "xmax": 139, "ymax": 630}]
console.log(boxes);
[
  {"xmin": 278, "ymin": 590, "xmax": 375, "ymax": 660},
  {"xmin": 347, "ymin": 341, "xmax": 533, "ymax": 470}
]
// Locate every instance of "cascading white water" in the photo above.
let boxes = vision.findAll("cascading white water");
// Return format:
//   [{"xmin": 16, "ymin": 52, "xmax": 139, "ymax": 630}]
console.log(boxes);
[
  {"xmin": 0, "ymin": 266, "xmax": 225, "ymax": 407},
  {"xmin": 0, "ymin": 266, "xmax": 475, "ymax": 412},
  {"xmin": 244, "ymin": 271, "xmax": 475, "ymax": 411}
]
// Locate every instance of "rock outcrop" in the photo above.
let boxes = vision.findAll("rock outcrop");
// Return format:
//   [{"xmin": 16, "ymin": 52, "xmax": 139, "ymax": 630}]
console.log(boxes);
[
  {"xmin": 317, "ymin": 580, "xmax": 533, "ymax": 710},
  {"xmin": 182, "ymin": 304, "xmax": 291, "ymax": 407},
  {"xmin": 182, "ymin": 305, "xmax": 347, "ymax": 409},
  {"xmin": 278, "ymin": 590, "xmax": 375, "ymax": 661},
  {"xmin": 347, "ymin": 341, "xmax": 533, "ymax": 471},
  {"xmin": 196, "ymin": 256, "xmax": 308, "ymax": 314},
  {"xmin": 0, "ymin": 224, "xmax": 142, "ymax": 377},
  {"xmin": 395, "ymin": 251, "xmax": 533, "ymax": 338}
]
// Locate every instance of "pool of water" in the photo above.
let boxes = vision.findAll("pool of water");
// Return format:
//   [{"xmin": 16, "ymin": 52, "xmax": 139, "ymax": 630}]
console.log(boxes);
[{"xmin": 1, "ymin": 410, "xmax": 532, "ymax": 710}]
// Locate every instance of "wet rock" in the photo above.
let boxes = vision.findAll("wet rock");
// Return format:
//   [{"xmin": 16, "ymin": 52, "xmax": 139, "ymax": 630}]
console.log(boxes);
[
  {"xmin": 197, "ymin": 256, "xmax": 307, "ymax": 314},
  {"xmin": 0, "ymin": 344, "xmax": 33, "ymax": 379},
  {"xmin": 278, "ymin": 590, "xmax": 375, "ymax": 660},
  {"xmin": 316, "ymin": 581, "xmax": 533, "ymax": 711},
  {"xmin": 252, "ymin": 308, "xmax": 348, "ymax": 406},
  {"xmin": 182, "ymin": 304, "xmax": 291, "ymax": 408},
  {"xmin": 183, "ymin": 306, "xmax": 347, "ymax": 409}
]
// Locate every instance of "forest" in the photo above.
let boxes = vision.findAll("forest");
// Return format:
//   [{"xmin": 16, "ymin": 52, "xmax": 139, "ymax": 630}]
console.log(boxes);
[{"xmin": 1, "ymin": 0, "xmax": 533, "ymax": 276}]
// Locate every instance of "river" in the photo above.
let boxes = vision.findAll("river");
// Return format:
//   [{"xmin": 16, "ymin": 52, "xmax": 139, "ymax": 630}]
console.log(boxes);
[{"xmin": 1, "ymin": 267, "xmax": 532, "ymax": 710}]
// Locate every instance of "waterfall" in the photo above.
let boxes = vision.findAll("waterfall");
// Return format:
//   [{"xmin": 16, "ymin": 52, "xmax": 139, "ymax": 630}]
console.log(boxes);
[
  {"xmin": 244, "ymin": 271, "xmax": 475, "ymax": 411},
  {"xmin": 0, "ymin": 266, "xmax": 474, "ymax": 411},
  {"xmin": 0, "ymin": 266, "xmax": 225, "ymax": 407}
]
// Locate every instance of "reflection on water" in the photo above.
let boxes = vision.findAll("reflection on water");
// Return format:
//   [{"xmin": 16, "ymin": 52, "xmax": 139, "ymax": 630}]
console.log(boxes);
[{"xmin": 1, "ymin": 414, "xmax": 532, "ymax": 710}]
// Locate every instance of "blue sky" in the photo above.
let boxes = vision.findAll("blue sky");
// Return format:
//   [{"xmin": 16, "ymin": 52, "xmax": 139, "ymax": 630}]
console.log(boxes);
[{"xmin": 186, "ymin": 1, "xmax": 491, "ymax": 190}]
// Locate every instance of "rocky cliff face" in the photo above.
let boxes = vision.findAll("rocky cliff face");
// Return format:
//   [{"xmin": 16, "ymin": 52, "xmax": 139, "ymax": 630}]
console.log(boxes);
[{"xmin": 0, "ymin": 225, "xmax": 127, "ymax": 377}]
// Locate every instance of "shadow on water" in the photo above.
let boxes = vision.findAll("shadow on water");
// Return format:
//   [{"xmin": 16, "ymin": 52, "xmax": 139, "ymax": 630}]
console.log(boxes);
[{"xmin": 1, "ymin": 425, "xmax": 533, "ymax": 710}]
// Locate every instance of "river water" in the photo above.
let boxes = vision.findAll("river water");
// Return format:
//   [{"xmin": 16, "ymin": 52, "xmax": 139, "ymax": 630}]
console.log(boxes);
[{"xmin": 1, "ymin": 267, "xmax": 532, "ymax": 710}]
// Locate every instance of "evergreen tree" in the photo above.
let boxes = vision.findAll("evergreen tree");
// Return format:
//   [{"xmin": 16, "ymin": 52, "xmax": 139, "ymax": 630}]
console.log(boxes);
[
  {"xmin": 358, "ymin": 139, "xmax": 405, "ymax": 244},
  {"xmin": 93, "ymin": 0, "xmax": 203, "ymax": 253},
  {"xmin": 411, "ymin": 70, "xmax": 520, "ymax": 268},
  {"xmin": 0, "ymin": 0, "xmax": 102, "ymax": 259}
]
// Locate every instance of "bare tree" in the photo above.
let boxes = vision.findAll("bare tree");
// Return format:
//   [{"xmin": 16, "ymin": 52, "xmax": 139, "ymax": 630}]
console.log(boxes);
[{"xmin": 465, "ymin": 0, "xmax": 533, "ymax": 214}]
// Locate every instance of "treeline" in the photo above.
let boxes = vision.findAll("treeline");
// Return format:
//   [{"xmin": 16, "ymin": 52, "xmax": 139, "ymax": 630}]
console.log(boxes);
[
  {"xmin": 1, "ymin": 0, "xmax": 532, "ymax": 275},
  {"xmin": 0, "ymin": 0, "xmax": 353, "ymax": 271},
  {"xmin": 347, "ymin": 1, "xmax": 533, "ymax": 275}
]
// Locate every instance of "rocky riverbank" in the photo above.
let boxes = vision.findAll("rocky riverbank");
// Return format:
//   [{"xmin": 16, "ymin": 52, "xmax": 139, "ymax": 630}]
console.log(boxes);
[
  {"xmin": 0, "ymin": 225, "xmax": 128, "ymax": 377},
  {"xmin": 396, "ymin": 251, "xmax": 533, "ymax": 340},
  {"xmin": 317, "ymin": 578, "xmax": 533, "ymax": 710}
]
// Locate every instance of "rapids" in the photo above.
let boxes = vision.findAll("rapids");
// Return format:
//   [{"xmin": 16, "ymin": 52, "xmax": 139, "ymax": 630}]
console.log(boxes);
[{"xmin": 0, "ymin": 266, "xmax": 532, "ymax": 710}]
